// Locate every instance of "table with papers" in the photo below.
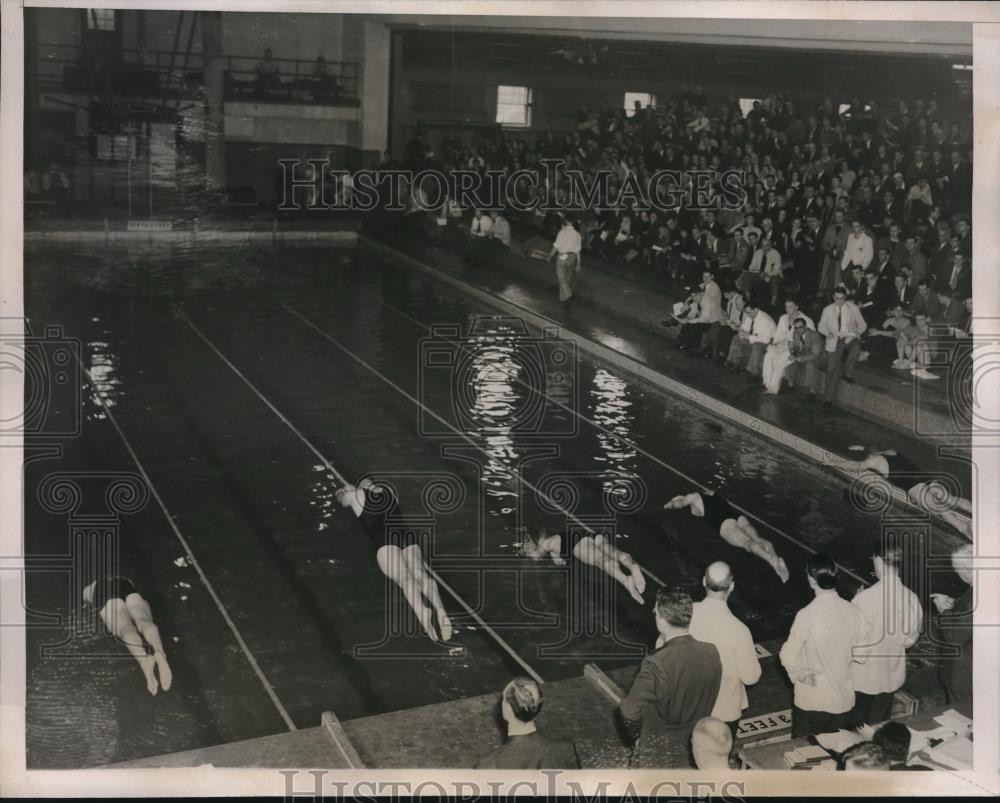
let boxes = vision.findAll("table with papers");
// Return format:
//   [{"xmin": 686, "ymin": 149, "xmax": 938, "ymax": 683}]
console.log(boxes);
[{"xmin": 738, "ymin": 701, "xmax": 973, "ymax": 770}]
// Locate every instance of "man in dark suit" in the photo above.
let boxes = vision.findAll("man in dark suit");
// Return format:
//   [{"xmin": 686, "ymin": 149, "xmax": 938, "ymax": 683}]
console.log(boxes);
[
  {"xmin": 888, "ymin": 273, "xmax": 914, "ymax": 309},
  {"xmin": 620, "ymin": 587, "xmax": 723, "ymax": 768},
  {"xmin": 476, "ymin": 677, "xmax": 579, "ymax": 769},
  {"xmin": 872, "ymin": 246, "xmax": 895, "ymax": 286},
  {"xmin": 945, "ymin": 152, "xmax": 972, "ymax": 213},
  {"xmin": 935, "ymin": 286, "xmax": 967, "ymax": 328},
  {"xmin": 940, "ymin": 252, "xmax": 972, "ymax": 300},
  {"xmin": 928, "ymin": 226, "xmax": 954, "ymax": 285}
]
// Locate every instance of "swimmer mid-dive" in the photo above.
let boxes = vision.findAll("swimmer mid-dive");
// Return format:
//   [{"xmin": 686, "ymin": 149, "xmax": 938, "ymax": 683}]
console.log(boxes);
[
  {"xmin": 663, "ymin": 492, "xmax": 790, "ymax": 583},
  {"xmin": 83, "ymin": 576, "xmax": 173, "ymax": 696},
  {"xmin": 516, "ymin": 526, "xmax": 647, "ymax": 604},
  {"xmin": 826, "ymin": 449, "xmax": 972, "ymax": 541},
  {"xmin": 337, "ymin": 478, "xmax": 454, "ymax": 642}
]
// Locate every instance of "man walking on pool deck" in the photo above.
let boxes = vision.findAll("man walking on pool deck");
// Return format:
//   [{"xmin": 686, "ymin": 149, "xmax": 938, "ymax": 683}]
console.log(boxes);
[
  {"xmin": 779, "ymin": 553, "xmax": 867, "ymax": 738},
  {"xmin": 663, "ymin": 491, "xmax": 790, "ymax": 582},
  {"xmin": 620, "ymin": 587, "xmax": 722, "ymax": 768},
  {"xmin": 817, "ymin": 286, "xmax": 867, "ymax": 405},
  {"xmin": 549, "ymin": 217, "xmax": 582, "ymax": 306}
]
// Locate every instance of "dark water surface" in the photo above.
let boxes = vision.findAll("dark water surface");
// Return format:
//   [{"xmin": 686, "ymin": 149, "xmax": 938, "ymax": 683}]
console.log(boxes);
[{"xmin": 23, "ymin": 242, "xmax": 938, "ymax": 767}]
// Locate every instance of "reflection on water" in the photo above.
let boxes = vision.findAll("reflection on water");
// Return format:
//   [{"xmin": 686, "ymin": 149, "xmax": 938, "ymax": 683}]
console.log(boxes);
[
  {"xmin": 463, "ymin": 325, "xmax": 521, "ymax": 515},
  {"xmin": 310, "ymin": 464, "xmax": 339, "ymax": 533},
  {"xmin": 85, "ymin": 338, "xmax": 123, "ymax": 420},
  {"xmin": 589, "ymin": 368, "xmax": 638, "ymax": 497}
]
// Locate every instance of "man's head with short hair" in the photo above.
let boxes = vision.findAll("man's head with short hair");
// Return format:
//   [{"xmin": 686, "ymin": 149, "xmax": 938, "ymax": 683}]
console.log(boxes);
[
  {"xmin": 692, "ymin": 716, "xmax": 733, "ymax": 769},
  {"xmin": 501, "ymin": 676, "xmax": 543, "ymax": 724},
  {"xmin": 654, "ymin": 586, "xmax": 694, "ymax": 633},
  {"xmin": 937, "ymin": 285, "xmax": 953, "ymax": 303},
  {"xmin": 784, "ymin": 299, "xmax": 800, "ymax": 315},
  {"xmin": 806, "ymin": 553, "xmax": 838, "ymax": 591},
  {"xmin": 840, "ymin": 741, "xmax": 891, "ymax": 771},
  {"xmin": 703, "ymin": 561, "xmax": 734, "ymax": 597},
  {"xmin": 873, "ymin": 721, "xmax": 911, "ymax": 764},
  {"xmin": 952, "ymin": 543, "xmax": 974, "ymax": 585}
]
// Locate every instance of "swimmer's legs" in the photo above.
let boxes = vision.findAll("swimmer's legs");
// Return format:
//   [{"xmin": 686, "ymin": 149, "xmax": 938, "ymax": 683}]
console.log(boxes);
[
  {"xmin": 908, "ymin": 484, "xmax": 973, "ymax": 540},
  {"xmin": 377, "ymin": 545, "xmax": 440, "ymax": 641},
  {"xmin": 402, "ymin": 544, "xmax": 454, "ymax": 642},
  {"xmin": 126, "ymin": 593, "xmax": 172, "ymax": 691},
  {"xmin": 723, "ymin": 518, "xmax": 789, "ymax": 583},
  {"xmin": 101, "ymin": 599, "xmax": 158, "ymax": 696},
  {"xmin": 574, "ymin": 536, "xmax": 645, "ymax": 604}
]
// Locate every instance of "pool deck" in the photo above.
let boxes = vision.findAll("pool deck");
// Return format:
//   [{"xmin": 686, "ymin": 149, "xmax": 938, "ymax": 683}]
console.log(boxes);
[{"xmin": 105, "ymin": 637, "xmax": 949, "ymax": 769}]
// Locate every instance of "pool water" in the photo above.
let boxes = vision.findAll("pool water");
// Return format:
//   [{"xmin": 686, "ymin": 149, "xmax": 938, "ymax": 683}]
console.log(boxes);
[{"xmin": 22, "ymin": 242, "xmax": 959, "ymax": 767}]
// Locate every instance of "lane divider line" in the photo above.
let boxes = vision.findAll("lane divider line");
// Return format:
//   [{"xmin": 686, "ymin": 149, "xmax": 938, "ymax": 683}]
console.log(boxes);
[
  {"xmin": 171, "ymin": 306, "xmax": 546, "ymax": 686},
  {"xmin": 276, "ymin": 301, "xmax": 668, "ymax": 595},
  {"xmin": 359, "ymin": 240, "xmax": 899, "ymax": 585},
  {"xmin": 33, "ymin": 297, "xmax": 297, "ymax": 732}
]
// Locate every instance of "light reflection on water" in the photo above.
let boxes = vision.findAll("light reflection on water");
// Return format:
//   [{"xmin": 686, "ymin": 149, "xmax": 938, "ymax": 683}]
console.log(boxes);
[
  {"xmin": 85, "ymin": 339, "xmax": 123, "ymax": 420},
  {"xmin": 463, "ymin": 326, "xmax": 522, "ymax": 514},
  {"xmin": 589, "ymin": 368, "xmax": 639, "ymax": 497}
]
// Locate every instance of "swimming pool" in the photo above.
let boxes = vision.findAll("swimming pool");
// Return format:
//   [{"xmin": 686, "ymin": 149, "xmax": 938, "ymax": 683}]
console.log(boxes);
[{"xmin": 23, "ymin": 241, "xmax": 965, "ymax": 767}]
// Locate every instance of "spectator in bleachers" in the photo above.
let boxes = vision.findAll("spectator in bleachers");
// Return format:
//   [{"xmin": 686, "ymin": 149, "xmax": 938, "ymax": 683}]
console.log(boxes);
[
  {"xmin": 475, "ymin": 677, "xmax": 579, "ymax": 769},
  {"xmin": 848, "ymin": 542, "xmax": 923, "ymax": 727},
  {"xmin": 254, "ymin": 48, "xmax": 280, "ymax": 96},
  {"xmin": 940, "ymin": 251, "xmax": 971, "ymax": 299},
  {"xmin": 762, "ymin": 298, "xmax": 815, "ymax": 394},
  {"xmin": 902, "ymin": 235, "xmax": 928, "ymax": 285},
  {"xmin": 691, "ymin": 717, "xmax": 734, "ymax": 770},
  {"xmin": 725, "ymin": 300, "xmax": 775, "ymax": 379},
  {"xmin": 866, "ymin": 303, "xmax": 912, "ymax": 365},
  {"xmin": 779, "ymin": 554, "xmax": 867, "ymax": 738},
  {"xmin": 910, "ymin": 278, "xmax": 941, "ymax": 319},
  {"xmin": 491, "ymin": 210, "xmax": 512, "ymax": 248},
  {"xmin": 818, "ymin": 286, "xmax": 867, "ymax": 404},
  {"xmin": 935, "ymin": 285, "xmax": 965, "ymax": 329},
  {"xmin": 856, "ymin": 267, "xmax": 890, "ymax": 329},
  {"xmin": 784, "ymin": 316, "xmax": 825, "ymax": 395},
  {"xmin": 43, "ymin": 162, "xmax": 71, "ymax": 214},
  {"xmin": 818, "ymin": 208, "xmax": 849, "ymax": 296},
  {"xmin": 840, "ymin": 219, "xmax": 874, "ymax": 279}
]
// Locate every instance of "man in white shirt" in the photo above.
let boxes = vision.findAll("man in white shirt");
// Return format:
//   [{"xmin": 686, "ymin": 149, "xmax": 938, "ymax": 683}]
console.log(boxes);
[
  {"xmin": 817, "ymin": 286, "xmax": 867, "ymax": 404},
  {"xmin": 839, "ymin": 219, "xmax": 874, "ymax": 275},
  {"xmin": 689, "ymin": 562, "xmax": 762, "ymax": 741},
  {"xmin": 725, "ymin": 301, "xmax": 775, "ymax": 377},
  {"xmin": 466, "ymin": 208, "xmax": 494, "ymax": 264},
  {"xmin": 762, "ymin": 299, "xmax": 815, "ymax": 394},
  {"xmin": 548, "ymin": 217, "xmax": 583, "ymax": 305},
  {"xmin": 848, "ymin": 543, "xmax": 923, "ymax": 727},
  {"xmin": 779, "ymin": 553, "xmax": 867, "ymax": 737},
  {"xmin": 491, "ymin": 210, "xmax": 512, "ymax": 248},
  {"xmin": 743, "ymin": 238, "xmax": 781, "ymax": 300}
]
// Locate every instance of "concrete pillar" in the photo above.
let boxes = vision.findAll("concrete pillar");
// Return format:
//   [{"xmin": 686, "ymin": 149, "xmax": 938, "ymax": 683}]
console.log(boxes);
[
  {"xmin": 201, "ymin": 10, "xmax": 226, "ymax": 191},
  {"xmin": 360, "ymin": 21, "xmax": 391, "ymax": 159}
]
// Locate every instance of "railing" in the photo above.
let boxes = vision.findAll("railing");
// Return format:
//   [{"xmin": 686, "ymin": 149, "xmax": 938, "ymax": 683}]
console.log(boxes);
[
  {"xmin": 35, "ymin": 42, "xmax": 358, "ymax": 107},
  {"xmin": 222, "ymin": 54, "xmax": 359, "ymax": 106}
]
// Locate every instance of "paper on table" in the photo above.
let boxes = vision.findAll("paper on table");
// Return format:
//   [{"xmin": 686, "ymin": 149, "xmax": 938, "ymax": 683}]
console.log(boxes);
[
  {"xmin": 908, "ymin": 725, "xmax": 958, "ymax": 755},
  {"xmin": 934, "ymin": 709, "xmax": 973, "ymax": 733},
  {"xmin": 796, "ymin": 745, "xmax": 832, "ymax": 761},
  {"xmin": 815, "ymin": 729, "xmax": 866, "ymax": 753},
  {"xmin": 923, "ymin": 734, "xmax": 973, "ymax": 770}
]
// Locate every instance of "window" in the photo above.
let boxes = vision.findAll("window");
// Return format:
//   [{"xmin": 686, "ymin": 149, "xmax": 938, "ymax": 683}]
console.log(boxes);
[
  {"xmin": 739, "ymin": 98, "xmax": 761, "ymax": 117},
  {"xmin": 85, "ymin": 9, "xmax": 116, "ymax": 31},
  {"xmin": 624, "ymin": 92, "xmax": 655, "ymax": 117},
  {"xmin": 496, "ymin": 85, "xmax": 532, "ymax": 128}
]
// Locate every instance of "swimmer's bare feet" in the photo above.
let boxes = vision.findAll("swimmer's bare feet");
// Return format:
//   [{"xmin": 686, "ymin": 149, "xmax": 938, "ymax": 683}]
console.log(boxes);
[
  {"xmin": 438, "ymin": 611, "xmax": 454, "ymax": 642},
  {"xmin": 775, "ymin": 558, "xmax": 790, "ymax": 584},
  {"xmin": 549, "ymin": 554, "xmax": 567, "ymax": 566},
  {"xmin": 624, "ymin": 575, "xmax": 645, "ymax": 605},
  {"xmin": 139, "ymin": 654, "xmax": 159, "ymax": 696},
  {"xmin": 154, "ymin": 651, "xmax": 173, "ymax": 691},
  {"xmin": 630, "ymin": 565, "xmax": 646, "ymax": 595}
]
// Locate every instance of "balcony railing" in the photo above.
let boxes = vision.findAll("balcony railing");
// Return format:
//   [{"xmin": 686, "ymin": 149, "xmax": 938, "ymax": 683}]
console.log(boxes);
[{"xmin": 35, "ymin": 42, "xmax": 359, "ymax": 107}]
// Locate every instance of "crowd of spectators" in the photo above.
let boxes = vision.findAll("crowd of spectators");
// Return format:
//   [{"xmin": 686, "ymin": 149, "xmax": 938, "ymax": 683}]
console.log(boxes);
[
  {"xmin": 407, "ymin": 85, "xmax": 974, "ymax": 397},
  {"xmin": 473, "ymin": 543, "xmax": 972, "ymax": 770}
]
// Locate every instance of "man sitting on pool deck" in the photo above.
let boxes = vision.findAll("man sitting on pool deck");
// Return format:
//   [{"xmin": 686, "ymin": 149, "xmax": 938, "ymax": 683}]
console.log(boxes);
[
  {"xmin": 516, "ymin": 526, "xmax": 647, "ymax": 604},
  {"xmin": 337, "ymin": 478, "xmax": 454, "ymax": 642},
  {"xmin": 83, "ymin": 576, "xmax": 173, "ymax": 696},
  {"xmin": 825, "ymin": 449, "xmax": 972, "ymax": 540},
  {"xmin": 663, "ymin": 491, "xmax": 790, "ymax": 582}
]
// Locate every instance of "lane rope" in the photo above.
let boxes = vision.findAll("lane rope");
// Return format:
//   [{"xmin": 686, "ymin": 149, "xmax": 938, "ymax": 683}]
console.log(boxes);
[
  {"xmin": 172, "ymin": 306, "xmax": 546, "ymax": 685},
  {"xmin": 34, "ymin": 297, "xmax": 297, "ymax": 732}
]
